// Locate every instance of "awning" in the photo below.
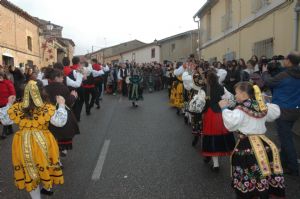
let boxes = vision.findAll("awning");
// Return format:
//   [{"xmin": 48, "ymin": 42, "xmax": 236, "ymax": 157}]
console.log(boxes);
[{"xmin": 2, "ymin": 52, "xmax": 14, "ymax": 58}]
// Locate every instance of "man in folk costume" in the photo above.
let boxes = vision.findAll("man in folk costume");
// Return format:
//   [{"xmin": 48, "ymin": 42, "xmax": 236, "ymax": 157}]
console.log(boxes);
[
  {"xmin": 68, "ymin": 57, "xmax": 85, "ymax": 121},
  {"xmin": 0, "ymin": 80, "xmax": 68, "ymax": 198},
  {"xmin": 219, "ymin": 82, "xmax": 285, "ymax": 199},
  {"xmin": 118, "ymin": 63, "xmax": 129, "ymax": 96},
  {"xmin": 170, "ymin": 62, "xmax": 185, "ymax": 115},
  {"xmin": 128, "ymin": 64, "xmax": 143, "ymax": 107},
  {"xmin": 82, "ymin": 62, "xmax": 104, "ymax": 115}
]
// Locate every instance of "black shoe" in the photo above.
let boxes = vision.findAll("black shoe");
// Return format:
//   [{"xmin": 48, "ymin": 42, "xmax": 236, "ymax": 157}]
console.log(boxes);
[
  {"xmin": 86, "ymin": 110, "xmax": 91, "ymax": 115},
  {"xmin": 203, "ymin": 157, "xmax": 211, "ymax": 164},
  {"xmin": 132, "ymin": 102, "xmax": 136, "ymax": 107},
  {"xmin": 211, "ymin": 166, "xmax": 220, "ymax": 172},
  {"xmin": 96, "ymin": 105, "xmax": 100, "ymax": 109},
  {"xmin": 40, "ymin": 188, "xmax": 54, "ymax": 196}
]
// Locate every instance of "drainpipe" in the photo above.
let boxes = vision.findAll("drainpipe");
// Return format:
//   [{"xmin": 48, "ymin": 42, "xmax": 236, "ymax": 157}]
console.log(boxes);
[
  {"xmin": 294, "ymin": 1, "xmax": 300, "ymax": 51},
  {"xmin": 193, "ymin": 16, "xmax": 201, "ymax": 59}
]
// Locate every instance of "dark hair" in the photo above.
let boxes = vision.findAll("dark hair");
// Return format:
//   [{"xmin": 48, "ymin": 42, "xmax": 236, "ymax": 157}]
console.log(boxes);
[
  {"xmin": 53, "ymin": 62, "xmax": 64, "ymax": 71},
  {"xmin": 72, "ymin": 56, "xmax": 80, "ymax": 65},
  {"xmin": 287, "ymin": 52, "xmax": 300, "ymax": 66},
  {"xmin": 251, "ymin": 55, "xmax": 259, "ymax": 64},
  {"xmin": 234, "ymin": 82, "xmax": 255, "ymax": 99},
  {"xmin": 62, "ymin": 57, "xmax": 70, "ymax": 66},
  {"xmin": 206, "ymin": 70, "xmax": 219, "ymax": 87},
  {"xmin": 247, "ymin": 60, "xmax": 255, "ymax": 67},
  {"xmin": 45, "ymin": 68, "xmax": 64, "ymax": 81},
  {"xmin": 22, "ymin": 81, "xmax": 49, "ymax": 118},
  {"xmin": 238, "ymin": 59, "xmax": 246, "ymax": 70}
]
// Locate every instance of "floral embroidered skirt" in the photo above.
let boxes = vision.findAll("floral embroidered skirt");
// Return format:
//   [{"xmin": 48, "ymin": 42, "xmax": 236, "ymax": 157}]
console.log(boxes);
[
  {"xmin": 169, "ymin": 82, "xmax": 184, "ymax": 108},
  {"xmin": 191, "ymin": 112, "xmax": 203, "ymax": 136},
  {"xmin": 12, "ymin": 130, "xmax": 64, "ymax": 192},
  {"xmin": 232, "ymin": 137, "xmax": 285, "ymax": 199}
]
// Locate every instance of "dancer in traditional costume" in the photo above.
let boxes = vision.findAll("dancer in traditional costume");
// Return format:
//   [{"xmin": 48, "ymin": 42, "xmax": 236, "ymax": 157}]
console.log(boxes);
[
  {"xmin": 170, "ymin": 63, "xmax": 185, "ymax": 115},
  {"xmin": 128, "ymin": 64, "xmax": 143, "ymax": 107},
  {"xmin": 0, "ymin": 80, "xmax": 67, "ymax": 199},
  {"xmin": 219, "ymin": 82, "xmax": 285, "ymax": 199},
  {"xmin": 201, "ymin": 71, "xmax": 236, "ymax": 171},
  {"xmin": 44, "ymin": 68, "xmax": 80, "ymax": 157}
]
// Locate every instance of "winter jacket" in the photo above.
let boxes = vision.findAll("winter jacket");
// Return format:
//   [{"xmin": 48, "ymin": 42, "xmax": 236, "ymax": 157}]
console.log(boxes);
[{"xmin": 263, "ymin": 66, "xmax": 300, "ymax": 120}]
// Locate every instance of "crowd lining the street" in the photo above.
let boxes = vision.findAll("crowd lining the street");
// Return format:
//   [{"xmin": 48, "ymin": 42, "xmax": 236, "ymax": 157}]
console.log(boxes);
[{"xmin": 0, "ymin": 50, "xmax": 300, "ymax": 198}]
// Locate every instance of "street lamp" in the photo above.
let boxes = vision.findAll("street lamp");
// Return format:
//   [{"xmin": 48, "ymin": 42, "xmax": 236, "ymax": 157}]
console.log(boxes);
[{"xmin": 46, "ymin": 21, "xmax": 54, "ymax": 31}]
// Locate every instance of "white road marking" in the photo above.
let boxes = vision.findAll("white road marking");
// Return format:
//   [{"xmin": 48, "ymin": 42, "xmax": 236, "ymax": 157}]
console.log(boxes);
[{"xmin": 91, "ymin": 140, "xmax": 111, "ymax": 181}]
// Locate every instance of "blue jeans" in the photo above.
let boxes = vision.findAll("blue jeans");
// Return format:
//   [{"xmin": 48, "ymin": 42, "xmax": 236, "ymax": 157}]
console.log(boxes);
[{"xmin": 276, "ymin": 118, "xmax": 299, "ymax": 174}]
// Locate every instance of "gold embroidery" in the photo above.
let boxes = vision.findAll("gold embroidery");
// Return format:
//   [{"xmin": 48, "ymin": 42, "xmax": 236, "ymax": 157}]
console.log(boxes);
[
  {"xmin": 22, "ymin": 80, "xmax": 44, "ymax": 108},
  {"xmin": 259, "ymin": 135, "xmax": 283, "ymax": 174},
  {"xmin": 22, "ymin": 131, "xmax": 39, "ymax": 181},
  {"xmin": 249, "ymin": 135, "xmax": 271, "ymax": 177},
  {"xmin": 32, "ymin": 131, "xmax": 49, "ymax": 163}
]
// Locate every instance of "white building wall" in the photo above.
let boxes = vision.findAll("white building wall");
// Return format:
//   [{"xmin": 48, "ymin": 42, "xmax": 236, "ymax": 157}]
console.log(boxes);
[{"xmin": 121, "ymin": 45, "xmax": 160, "ymax": 64}]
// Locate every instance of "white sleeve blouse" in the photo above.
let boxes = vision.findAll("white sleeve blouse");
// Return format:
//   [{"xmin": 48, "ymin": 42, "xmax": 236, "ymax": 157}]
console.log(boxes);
[{"xmin": 222, "ymin": 103, "xmax": 280, "ymax": 135}]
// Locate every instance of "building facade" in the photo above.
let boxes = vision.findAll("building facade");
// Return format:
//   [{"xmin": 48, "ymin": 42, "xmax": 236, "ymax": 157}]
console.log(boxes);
[
  {"xmin": 90, "ymin": 40, "xmax": 146, "ymax": 64},
  {"xmin": 194, "ymin": 0, "xmax": 299, "ymax": 62},
  {"xmin": 158, "ymin": 30, "xmax": 198, "ymax": 63},
  {"xmin": 120, "ymin": 43, "xmax": 160, "ymax": 64},
  {"xmin": 0, "ymin": 0, "xmax": 75, "ymax": 68},
  {"xmin": 0, "ymin": 0, "xmax": 41, "ymax": 67}
]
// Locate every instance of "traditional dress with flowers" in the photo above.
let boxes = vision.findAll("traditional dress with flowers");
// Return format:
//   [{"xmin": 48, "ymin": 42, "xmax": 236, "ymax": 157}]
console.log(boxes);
[
  {"xmin": 170, "ymin": 66, "xmax": 185, "ymax": 108},
  {"xmin": 0, "ymin": 81, "xmax": 67, "ymax": 192},
  {"xmin": 222, "ymin": 94, "xmax": 285, "ymax": 198}
]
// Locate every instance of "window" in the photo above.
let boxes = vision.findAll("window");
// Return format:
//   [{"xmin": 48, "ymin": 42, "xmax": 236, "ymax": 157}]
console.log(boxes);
[
  {"xmin": 223, "ymin": 51, "xmax": 236, "ymax": 61},
  {"xmin": 253, "ymin": 38, "xmax": 273, "ymax": 58},
  {"xmin": 151, "ymin": 48, "xmax": 155, "ymax": 58},
  {"xmin": 171, "ymin": 43, "xmax": 176, "ymax": 52},
  {"xmin": 251, "ymin": 0, "xmax": 269, "ymax": 13},
  {"xmin": 132, "ymin": 53, "xmax": 136, "ymax": 60},
  {"xmin": 27, "ymin": 36, "xmax": 32, "ymax": 51},
  {"xmin": 222, "ymin": 0, "xmax": 233, "ymax": 32},
  {"xmin": 206, "ymin": 11, "xmax": 211, "ymax": 41}
]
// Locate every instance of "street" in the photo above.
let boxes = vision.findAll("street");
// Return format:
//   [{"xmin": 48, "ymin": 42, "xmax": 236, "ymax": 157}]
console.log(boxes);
[{"xmin": 1, "ymin": 91, "xmax": 300, "ymax": 199}]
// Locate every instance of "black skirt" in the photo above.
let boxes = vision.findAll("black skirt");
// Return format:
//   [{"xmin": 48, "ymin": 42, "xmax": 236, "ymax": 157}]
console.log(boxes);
[{"xmin": 232, "ymin": 137, "xmax": 285, "ymax": 199}]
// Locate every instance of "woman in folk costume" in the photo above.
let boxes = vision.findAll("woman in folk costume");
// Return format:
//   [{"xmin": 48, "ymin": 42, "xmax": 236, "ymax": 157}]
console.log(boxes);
[
  {"xmin": 182, "ymin": 66, "xmax": 206, "ymax": 146},
  {"xmin": 219, "ymin": 82, "xmax": 285, "ymax": 199},
  {"xmin": 201, "ymin": 71, "xmax": 236, "ymax": 171},
  {"xmin": 128, "ymin": 64, "xmax": 143, "ymax": 107},
  {"xmin": 44, "ymin": 68, "xmax": 80, "ymax": 157},
  {"xmin": 169, "ymin": 62, "xmax": 185, "ymax": 115},
  {"xmin": 0, "ymin": 80, "xmax": 67, "ymax": 199}
]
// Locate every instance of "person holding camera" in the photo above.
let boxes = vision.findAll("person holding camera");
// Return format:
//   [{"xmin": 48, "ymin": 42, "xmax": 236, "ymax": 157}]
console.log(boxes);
[{"xmin": 262, "ymin": 51, "xmax": 300, "ymax": 176}]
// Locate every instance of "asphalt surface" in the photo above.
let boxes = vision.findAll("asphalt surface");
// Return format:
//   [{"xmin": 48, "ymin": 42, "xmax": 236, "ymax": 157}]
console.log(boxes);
[{"xmin": 0, "ymin": 91, "xmax": 300, "ymax": 199}]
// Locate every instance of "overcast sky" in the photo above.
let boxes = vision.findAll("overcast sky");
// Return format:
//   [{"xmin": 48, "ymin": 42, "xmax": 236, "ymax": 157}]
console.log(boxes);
[{"xmin": 10, "ymin": 0, "xmax": 206, "ymax": 55}]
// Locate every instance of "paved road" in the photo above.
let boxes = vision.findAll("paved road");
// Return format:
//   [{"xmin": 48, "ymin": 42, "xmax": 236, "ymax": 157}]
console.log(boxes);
[{"xmin": 0, "ymin": 91, "xmax": 300, "ymax": 199}]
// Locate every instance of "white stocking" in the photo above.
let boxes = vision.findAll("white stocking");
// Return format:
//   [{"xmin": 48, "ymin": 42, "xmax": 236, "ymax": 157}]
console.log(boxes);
[
  {"xmin": 29, "ymin": 186, "xmax": 41, "ymax": 199},
  {"xmin": 212, "ymin": 156, "xmax": 219, "ymax": 167}
]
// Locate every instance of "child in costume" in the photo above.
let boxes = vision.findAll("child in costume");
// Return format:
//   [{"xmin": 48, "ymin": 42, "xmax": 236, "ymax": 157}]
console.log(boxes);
[
  {"xmin": 0, "ymin": 80, "xmax": 68, "ymax": 199},
  {"xmin": 219, "ymin": 82, "xmax": 285, "ymax": 199}
]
